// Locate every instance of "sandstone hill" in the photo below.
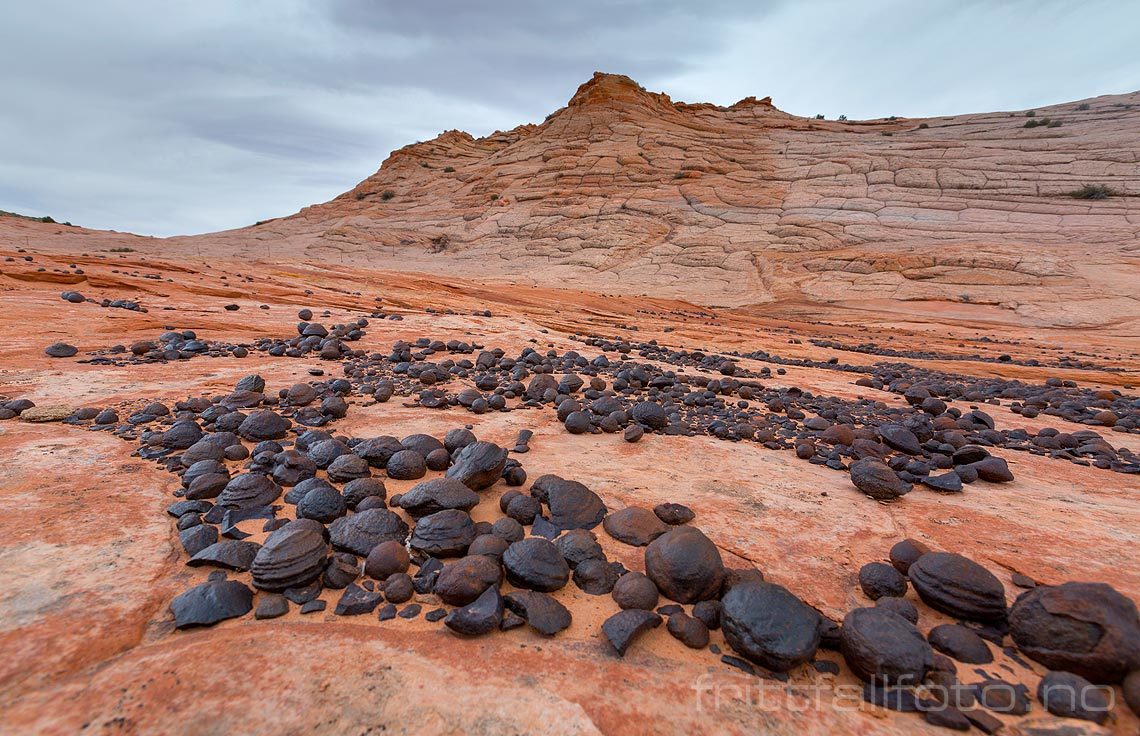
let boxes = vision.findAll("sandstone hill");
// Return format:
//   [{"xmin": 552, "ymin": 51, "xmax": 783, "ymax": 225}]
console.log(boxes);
[
  {"xmin": 246, "ymin": 72, "xmax": 1140, "ymax": 326},
  {"xmin": 4, "ymin": 72, "xmax": 1139, "ymax": 329}
]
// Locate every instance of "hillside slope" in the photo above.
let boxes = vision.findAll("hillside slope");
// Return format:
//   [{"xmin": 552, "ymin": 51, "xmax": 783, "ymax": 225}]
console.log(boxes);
[{"xmin": 4, "ymin": 73, "xmax": 1139, "ymax": 327}]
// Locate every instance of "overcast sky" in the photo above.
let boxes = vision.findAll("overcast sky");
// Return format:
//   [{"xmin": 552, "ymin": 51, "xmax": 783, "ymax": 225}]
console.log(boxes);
[{"xmin": 2, "ymin": 0, "xmax": 1138, "ymax": 237}]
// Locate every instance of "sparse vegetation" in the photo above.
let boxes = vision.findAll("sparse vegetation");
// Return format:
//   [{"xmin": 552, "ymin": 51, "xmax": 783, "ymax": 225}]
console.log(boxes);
[
  {"xmin": 960, "ymin": 293, "xmax": 972, "ymax": 303},
  {"xmin": 1047, "ymin": 119, "xmax": 1063, "ymax": 128},
  {"xmin": 837, "ymin": 114, "xmax": 848, "ymax": 121},
  {"xmin": 489, "ymin": 193, "xmax": 499, "ymax": 201},
  {"xmin": 1025, "ymin": 110, "xmax": 1036, "ymax": 117},
  {"xmin": 881, "ymin": 132, "xmax": 893, "ymax": 136},
  {"xmin": 814, "ymin": 114, "xmax": 824, "ymax": 120},
  {"xmin": 443, "ymin": 166, "xmax": 455, "ymax": 173},
  {"xmin": 1077, "ymin": 103, "xmax": 1090, "ymax": 111},
  {"xmin": 380, "ymin": 190, "xmax": 395, "ymax": 201},
  {"xmin": 918, "ymin": 123, "xmax": 929, "ymax": 129},
  {"xmin": 1068, "ymin": 184, "xmax": 1116, "ymax": 200},
  {"xmin": 354, "ymin": 191, "xmax": 366, "ymax": 201},
  {"xmin": 109, "ymin": 247, "xmax": 135, "ymax": 252},
  {"xmin": 1024, "ymin": 119, "xmax": 1039, "ymax": 128},
  {"xmin": 673, "ymin": 172, "xmax": 686, "ymax": 180}
]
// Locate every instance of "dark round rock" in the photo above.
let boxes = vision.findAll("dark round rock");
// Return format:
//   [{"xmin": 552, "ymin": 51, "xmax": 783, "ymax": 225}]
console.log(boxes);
[
  {"xmin": 398, "ymin": 477, "xmax": 479, "ymax": 518},
  {"xmin": 909, "ymin": 552, "xmax": 1007, "ymax": 622},
  {"xmin": 353, "ymin": 436, "xmax": 403, "ymax": 468},
  {"xmin": 1037, "ymin": 670, "xmax": 1110, "ymax": 724},
  {"xmin": 467, "ymin": 534, "xmax": 509, "ymax": 560},
  {"xmin": 554, "ymin": 528, "xmax": 605, "ymax": 568},
  {"xmin": 505, "ymin": 493, "xmax": 541, "ymax": 525},
  {"xmin": 433, "ymin": 554, "xmax": 503, "ymax": 606},
  {"xmin": 889, "ymin": 538, "xmax": 930, "ymax": 575},
  {"xmin": 251, "ymin": 520, "xmax": 328, "ymax": 591},
  {"xmin": 668, "ymin": 612, "xmax": 710, "ymax": 649},
  {"xmin": 603, "ymin": 507, "xmax": 669, "ymax": 547},
  {"xmin": 572, "ymin": 557, "xmax": 618, "ymax": 595},
  {"xmin": 383, "ymin": 573, "xmax": 414, "ymax": 603},
  {"xmin": 564, "ymin": 411, "xmax": 592, "ymax": 434},
  {"xmin": 327, "ymin": 454, "xmax": 371, "ymax": 483},
  {"xmin": 491, "ymin": 517, "xmax": 525, "ymax": 544},
  {"xmin": 692, "ymin": 600, "xmax": 722, "ymax": 630},
  {"xmin": 329, "ymin": 508, "xmax": 409, "ymax": 556},
  {"xmin": 721, "ymin": 582, "xmax": 821, "ymax": 671},
  {"xmin": 874, "ymin": 596, "xmax": 919, "ymax": 625},
  {"xmin": 445, "ymin": 441, "xmax": 508, "ymax": 490},
  {"xmin": 841, "ymin": 607, "xmax": 933, "ymax": 686},
  {"xmin": 644, "ymin": 526, "xmax": 725, "ymax": 604},
  {"xmin": 297, "ymin": 485, "xmax": 347, "ymax": 523},
  {"xmin": 859, "ymin": 562, "xmax": 908, "ymax": 600},
  {"xmin": 425, "ymin": 448, "xmax": 450, "ymax": 471},
  {"xmin": 529, "ymin": 474, "xmax": 607, "ymax": 531},
  {"xmin": 653, "ymin": 502, "xmax": 695, "ymax": 525},
  {"xmin": 217, "ymin": 473, "xmax": 281, "ymax": 509},
  {"xmin": 1123, "ymin": 669, "xmax": 1140, "ymax": 717},
  {"xmin": 385, "ymin": 449, "xmax": 427, "ymax": 480},
  {"xmin": 409, "ymin": 509, "xmax": 476, "ymax": 557},
  {"xmin": 1009, "ymin": 582, "xmax": 1140, "ymax": 683},
  {"xmin": 928, "ymin": 624, "xmax": 993, "ymax": 664},
  {"xmin": 630, "ymin": 401, "xmax": 668, "ymax": 430},
  {"xmin": 850, "ymin": 458, "xmax": 912, "ymax": 500},
  {"xmin": 503, "ymin": 538, "xmax": 569, "ymax": 592},
  {"xmin": 611, "ymin": 571, "xmax": 660, "ymax": 611},
  {"xmin": 45, "ymin": 342, "xmax": 78, "ymax": 358},
  {"xmin": 237, "ymin": 410, "xmax": 291, "ymax": 441},
  {"xmin": 343, "ymin": 477, "xmax": 386, "ymax": 509},
  {"xmin": 364, "ymin": 540, "xmax": 410, "ymax": 580}
]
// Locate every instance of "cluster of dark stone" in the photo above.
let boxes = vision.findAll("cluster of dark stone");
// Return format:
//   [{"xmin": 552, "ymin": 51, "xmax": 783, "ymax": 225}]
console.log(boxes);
[
  {"xmin": 809, "ymin": 337, "xmax": 1106, "ymax": 371},
  {"xmin": 0, "ymin": 398, "xmax": 35, "ymax": 420},
  {"xmin": 862, "ymin": 366, "xmax": 1138, "ymax": 433},
  {"xmin": 74, "ymin": 310, "xmax": 371, "ymax": 365},
  {"xmin": 840, "ymin": 540, "xmax": 1140, "ymax": 728},
  {"xmin": 60, "ymin": 289, "xmax": 145, "ymax": 312}
]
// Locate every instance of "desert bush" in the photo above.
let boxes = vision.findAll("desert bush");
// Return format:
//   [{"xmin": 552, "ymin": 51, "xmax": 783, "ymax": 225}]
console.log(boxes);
[
  {"xmin": 380, "ymin": 190, "xmax": 395, "ymax": 201},
  {"xmin": 1069, "ymin": 184, "xmax": 1115, "ymax": 200},
  {"xmin": 1077, "ymin": 103, "xmax": 1090, "ymax": 111},
  {"xmin": 443, "ymin": 166, "xmax": 455, "ymax": 173}
]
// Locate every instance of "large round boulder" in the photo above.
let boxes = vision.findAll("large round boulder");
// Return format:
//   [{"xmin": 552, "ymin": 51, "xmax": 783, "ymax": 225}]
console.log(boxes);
[
  {"xmin": 721, "ymin": 582, "xmax": 821, "ymax": 671},
  {"xmin": 1009, "ymin": 582, "xmax": 1140, "ymax": 683},
  {"xmin": 841, "ymin": 607, "xmax": 933, "ymax": 686},
  {"xmin": 644, "ymin": 526, "xmax": 725, "ymax": 604},
  {"xmin": 908, "ymin": 552, "xmax": 1007, "ymax": 622}
]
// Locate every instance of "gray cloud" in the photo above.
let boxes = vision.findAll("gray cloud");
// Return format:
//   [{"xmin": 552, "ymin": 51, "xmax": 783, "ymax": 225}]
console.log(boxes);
[{"xmin": 1, "ymin": 0, "xmax": 1137, "ymax": 236}]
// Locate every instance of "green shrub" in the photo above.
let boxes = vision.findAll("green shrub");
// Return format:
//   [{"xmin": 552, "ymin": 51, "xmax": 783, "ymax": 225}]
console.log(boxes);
[
  {"xmin": 1025, "ymin": 110, "xmax": 1036, "ymax": 117},
  {"xmin": 1077, "ymin": 103, "xmax": 1090, "ymax": 111},
  {"xmin": 1047, "ymin": 119, "xmax": 1063, "ymax": 128},
  {"xmin": 489, "ymin": 193, "xmax": 499, "ymax": 201},
  {"xmin": 918, "ymin": 122, "xmax": 929, "ymax": 129},
  {"xmin": 443, "ymin": 166, "xmax": 455, "ymax": 173},
  {"xmin": 380, "ymin": 190, "xmax": 395, "ymax": 201},
  {"xmin": 837, "ymin": 114, "xmax": 848, "ymax": 121},
  {"xmin": 1024, "ymin": 119, "xmax": 1040, "ymax": 128}
]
